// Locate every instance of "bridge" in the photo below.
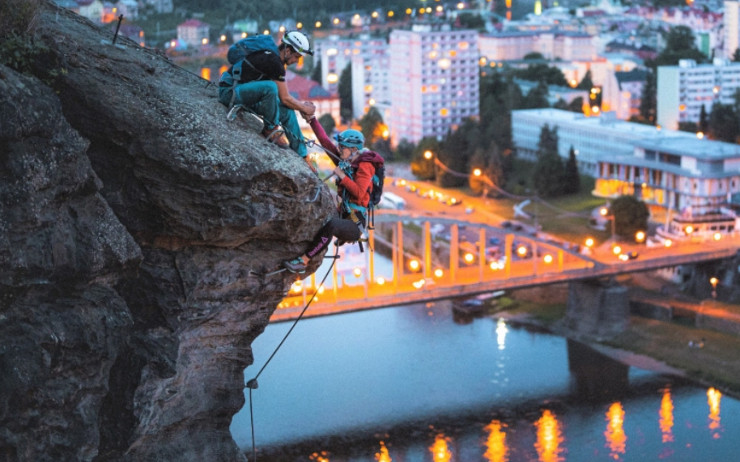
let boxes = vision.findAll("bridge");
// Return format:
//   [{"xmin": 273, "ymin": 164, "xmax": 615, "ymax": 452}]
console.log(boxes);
[{"xmin": 270, "ymin": 210, "xmax": 739, "ymax": 322}]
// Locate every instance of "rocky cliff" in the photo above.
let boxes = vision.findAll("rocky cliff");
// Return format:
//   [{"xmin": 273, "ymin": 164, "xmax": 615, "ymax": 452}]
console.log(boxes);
[{"xmin": 0, "ymin": 2, "xmax": 335, "ymax": 460}]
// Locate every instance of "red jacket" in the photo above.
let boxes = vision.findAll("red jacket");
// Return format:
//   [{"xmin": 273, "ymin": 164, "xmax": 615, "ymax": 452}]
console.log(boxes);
[{"xmin": 308, "ymin": 118, "xmax": 382, "ymax": 209}]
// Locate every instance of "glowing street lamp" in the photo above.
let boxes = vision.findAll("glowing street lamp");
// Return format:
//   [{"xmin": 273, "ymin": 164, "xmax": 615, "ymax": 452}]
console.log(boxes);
[
  {"xmin": 635, "ymin": 230, "xmax": 646, "ymax": 243},
  {"xmin": 585, "ymin": 237, "xmax": 595, "ymax": 248},
  {"xmin": 600, "ymin": 206, "xmax": 616, "ymax": 241},
  {"xmin": 424, "ymin": 150, "xmax": 433, "ymax": 160},
  {"xmin": 710, "ymin": 277, "xmax": 719, "ymax": 300}
]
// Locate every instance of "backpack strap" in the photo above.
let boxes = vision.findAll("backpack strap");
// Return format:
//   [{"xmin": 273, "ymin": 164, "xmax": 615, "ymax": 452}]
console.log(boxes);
[{"xmin": 224, "ymin": 55, "xmax": 266, "ymax": 109}]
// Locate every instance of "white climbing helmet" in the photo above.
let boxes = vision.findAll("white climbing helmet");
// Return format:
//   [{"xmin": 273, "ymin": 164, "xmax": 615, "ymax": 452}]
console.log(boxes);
[{"xmin": 282, "ymin": 30, "xmax": 313, "ymax": 56}]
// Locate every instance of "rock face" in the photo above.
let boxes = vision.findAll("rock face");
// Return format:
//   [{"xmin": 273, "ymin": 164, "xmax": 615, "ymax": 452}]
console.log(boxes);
[{"xmin": 0, "ymin": 2, "xmax": 335, "ymax": 460}]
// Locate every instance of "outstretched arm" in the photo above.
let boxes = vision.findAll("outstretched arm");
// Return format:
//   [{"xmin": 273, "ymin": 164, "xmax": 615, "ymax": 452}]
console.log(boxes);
[
  {"xmin": 308, "ymin": 117, "xmax": 341, "ymax": 164},
  {"xmin": 276, "ymin": 80, "xmax": 316, "ymax": 117}
]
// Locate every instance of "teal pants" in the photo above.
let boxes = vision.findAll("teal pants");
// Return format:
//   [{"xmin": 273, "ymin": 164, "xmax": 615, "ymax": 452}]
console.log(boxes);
[{"xmin": 219, "ymin": 80, "xmax": 307, "ymax": 158}]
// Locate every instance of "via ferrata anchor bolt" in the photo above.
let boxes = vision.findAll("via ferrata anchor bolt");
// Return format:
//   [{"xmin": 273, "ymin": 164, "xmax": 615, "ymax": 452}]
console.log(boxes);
[{"xmin": 246, "ymin": 378, "xmax": 259, "ymax": 389}]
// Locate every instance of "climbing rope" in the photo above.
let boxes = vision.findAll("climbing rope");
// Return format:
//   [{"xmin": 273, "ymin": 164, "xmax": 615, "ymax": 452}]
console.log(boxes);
[{"xmin": 244, "ymin": 246, "xmax": 340, "ymax": 462}]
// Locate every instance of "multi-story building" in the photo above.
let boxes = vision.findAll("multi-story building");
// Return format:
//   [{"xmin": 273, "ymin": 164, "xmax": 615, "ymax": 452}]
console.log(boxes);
[
  {"xmin": 478, "ymin": 30, "xmax": 596, "ymax": 62},
  {"xmin": 314, "ymin": 34, "xmax": 388, "ymax": 99},
  {"xmin": 613, "ymin": 69, "xmax": 648, "ymax": 120},
  {"xmin": 511, "ymin": 108, "xmax": 697, "ymax": 177},
  {"xmin": 726, "ymin": 0, "xmax": 740, "ymax": 58},
  {"xmin": 595, "ymin": 135, "xmax": 740, "ymax": 214},
  {"xmin": 350, "ymin": 51, "xmax": 391, "ymax": 120},
  {"xmin": 512, "ymin": 108, "xmax": 740, "ymax": 215},
  {"xmin": 177, "ymin": 19, "xmax": 210, "ymax": 47},
  {"xmin": 657, "ymin": 58, "xmax": 740, "ymax": 130},
  {"xmin": 388, "ymin": 24, "xmax": 479, "ymax": 145}
]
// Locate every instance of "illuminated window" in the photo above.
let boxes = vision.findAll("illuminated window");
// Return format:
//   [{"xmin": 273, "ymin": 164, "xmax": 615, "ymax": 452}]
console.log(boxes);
[
  {"xmin": 327, "ymin": 73, "xmax": 339, "ymax": 84},
  {"xmin": 440, "ymin": 108, "xmax": 449, "ymax": 116}
]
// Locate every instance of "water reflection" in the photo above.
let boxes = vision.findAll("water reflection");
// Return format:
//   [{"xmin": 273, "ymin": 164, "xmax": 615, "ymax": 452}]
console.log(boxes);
[
  {"xmin": 708, "ymin": 387, "xmax": 722, "ymax": 438},
  {"xmin": 605, "ymin": 402, "xmax": 627, "ymax": 459},
  {"xmin": 430, "ymin": 434, "xmax": 452, "ymax": 462},
  {"xmin": 534, "ymin": 410, "xmax": 565, "ymax": 462},
  {"xmin": 309, "ymin": 450, "xmax": 329, "ymax": 462},
  {"xmin": 495, "ymin": 318, "xmax": 508, "ymax": 350},
  {"xmin": 484, "ymin": 420, "xmax": 509, "ymax": 462},
  {"xmin": 375, "ymin": 441, "xmax": 391, "ymax": 462},
  {"xmin": 234, "ymin": 304, "xmax": 740, "ymax": 461},
  {"xmin": 659, "ymin": 387, "xmax": 674, "ymax": 443}
]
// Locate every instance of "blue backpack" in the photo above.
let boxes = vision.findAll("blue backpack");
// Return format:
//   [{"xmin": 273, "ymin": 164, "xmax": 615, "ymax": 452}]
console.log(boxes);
[{"xmin": 226, "ymin": 35, "xmax": 279, "ymax": 84}]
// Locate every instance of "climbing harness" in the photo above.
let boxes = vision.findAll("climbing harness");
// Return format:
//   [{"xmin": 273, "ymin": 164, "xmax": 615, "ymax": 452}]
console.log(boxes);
[{"xmin": 244, "ymin": 247, "xmax": 340, "ymax": 462}]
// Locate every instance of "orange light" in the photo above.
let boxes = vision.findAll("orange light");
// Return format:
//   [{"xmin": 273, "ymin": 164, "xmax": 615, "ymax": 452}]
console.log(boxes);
[
  {"xmin": 585, "ymin": 237, "xmax": 595, "ymax": 248},
  {"xmin": 534, "ymin": 410, "xmax": 564, "ymax": 462},
  {"xmin": 605, "ymin": 402, "xmax": 627, "ymax": 458},
  {"xmin": 713, "ymin": 232, "xmax": 722, "ymax": 241},
  {"xmin": 484, "ymin": 420, "xmax": 509, "ymax": 461},
  {"xmin": 375, "ymin": 441, "xmax": 391, "ymax": 462},
  {"xmin": 660, "ymin": 388, "xmax": 675, "ymax": 443},
  {"xmin": 429, "ymin": 434, "xmax": 452, "ymax": 462},
  {"xmin": 516, "ymin": 245, "xmax": 528, "ymax": 257},
  {"xmin": 710, "ymin": 277, "xmax": 719, "ymax": 288},
  {"xmin": 353, "ymin": 267, "xmax": 362, "ymax": 278},
  {"xmin": 473, "ymin": 168, "xmax": 482, "ymax": 177},
  {"xmin": 664, "ymin": 239, "xmax": 673, "ymax": 247},
  {"xmin": 409, "ymin": 259, "xmax": 421, "ymax": 272},
  {"xmin": 612, "ymin": 245, "xmax": 622, "ymax": 255},
  {"xmin": 434, "ymin": 268, "xmax": 444, "ymax": 278},
  {"xmin": 708, "ymin": 387, "xmax": 722, "ymax": 434},
  {"xmin": 543, "ymin": 254, "xmax": 553, "ymax": 264},
  {"xmin": 376, "ymin": 276, "xmax": 386, "ymax": 285},
  {"xmin": 685, "ymin": 225, "xmax": 694, "ymax": 235},
  {"xmin": 424, "ymin": 150, "xmax": 433, "ymax": 160},
  {"xmin": 464, "ymin": 252, "xmax": 475, "ymax": 264},
  {"xmin": 635, "ymin": 230, "xmax": 646, "ymax": 243},
  {"xmin": 600, "ymin": 207, "xmax": 609, "ymax": 216}
]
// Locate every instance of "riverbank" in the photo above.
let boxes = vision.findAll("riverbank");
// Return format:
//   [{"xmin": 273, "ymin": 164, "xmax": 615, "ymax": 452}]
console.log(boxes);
[{"xmin": 501, "ymin": 290, "xmax": 740, "ymax": 399}]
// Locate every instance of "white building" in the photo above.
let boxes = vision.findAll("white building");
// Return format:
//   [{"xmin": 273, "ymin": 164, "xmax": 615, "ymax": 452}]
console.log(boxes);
[
  {"xmin": 726, "ymin": 0, "xmax": 740, "ymax": 58},
  {"xmin": 177, "ymin": 19, "xmax": 210, "ymax": 47},
  {"xmin": 314, "ymin": 34, "xmax": 388, "ymax": 97},
  {"xmin": 657, "ymin": 58, "xmax": 740, "ymax": 130},
  {"xmin": 511, "ymin": 108, "xmax": 697, "ymax": 177},
  {"xmin": 350, "ymin": 51, "xmax": 391, "ymax": 120},
  {"xmin": 595, "ymin": 135, "xmax": 740, "ymax": 213},
  {"xmin": 478, "ymin": 30, "xmax": 597, "ymax": 62},
  {"xmin": 388, "ymin": 24, "xmax": 479, "ymax": 146}
]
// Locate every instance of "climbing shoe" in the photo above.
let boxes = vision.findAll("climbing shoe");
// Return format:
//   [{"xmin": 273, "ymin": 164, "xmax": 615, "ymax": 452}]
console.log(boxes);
[
  {"xmin": 282, "ymin": 258, "xmax": 307, "ymax": 274},
  {"xmin": 261, "ymin": 125, "xmax": 290, "ymax": 149}
]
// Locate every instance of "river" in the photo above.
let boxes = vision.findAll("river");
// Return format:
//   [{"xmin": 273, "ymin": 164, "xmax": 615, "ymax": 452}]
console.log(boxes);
[{"xmin": 230, "ymin": 300, "xmax": 739, "ymax": 461}]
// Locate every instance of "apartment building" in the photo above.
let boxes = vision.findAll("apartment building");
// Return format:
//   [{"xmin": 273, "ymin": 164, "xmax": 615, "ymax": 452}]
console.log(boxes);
[
  {"xmin": 657, "ymin": 58, "xmax": 740, "ymax": 130},
  {"xmin": 387, "ymin": 24, "xmax": 479, "ymax": 145},
  {"xmin": 478, "ymin": 30, "xmax": 596, "ymax": 62}
]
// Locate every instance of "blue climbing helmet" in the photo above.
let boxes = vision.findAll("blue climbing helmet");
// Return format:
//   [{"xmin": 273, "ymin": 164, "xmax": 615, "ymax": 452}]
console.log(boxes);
[{"xmin": 336, "ymin": 129, "xmax": 365, "ymax": 149}]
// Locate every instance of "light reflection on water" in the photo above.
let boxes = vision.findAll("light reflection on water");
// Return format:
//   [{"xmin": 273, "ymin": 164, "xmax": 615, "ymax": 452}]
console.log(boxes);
[{"xmin": 231, "ymin": 302, "xmax": 740, "ymax": 461}]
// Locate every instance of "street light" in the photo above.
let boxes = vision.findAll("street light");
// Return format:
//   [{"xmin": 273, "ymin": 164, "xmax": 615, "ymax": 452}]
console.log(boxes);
[
  {"xmin": 600, "ymin": 206, "xmax": 616, "ymax": 241},
  {"xmin": 710, "ymin": 277, "xmax": 718, "ymax": 300}
]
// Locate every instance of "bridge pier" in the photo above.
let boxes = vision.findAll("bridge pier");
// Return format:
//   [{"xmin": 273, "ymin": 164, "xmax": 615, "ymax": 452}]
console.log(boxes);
[{"xmin": 564, "ymin": 279, "xmax": 629, "ymax": 339}]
